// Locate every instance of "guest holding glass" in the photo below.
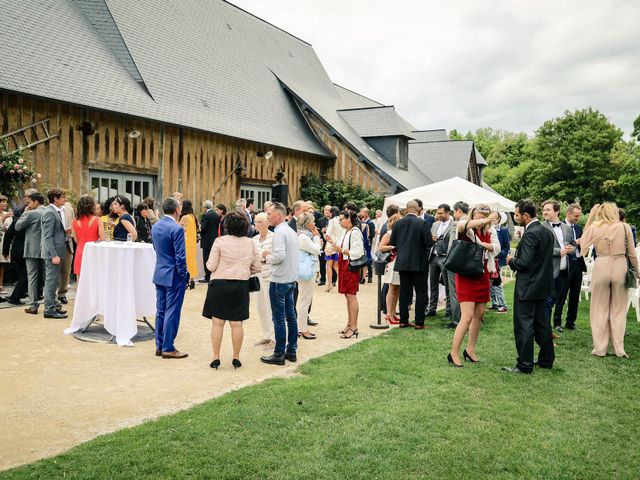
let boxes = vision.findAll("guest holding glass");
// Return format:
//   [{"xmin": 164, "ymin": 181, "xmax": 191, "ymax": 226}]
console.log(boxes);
[
  {"xmin": 202, "ymin": 211, "xmax": 261, "ymax": 370},
  {"xmin": 111, "ymin": 196, "xmax": 137, "ymax": 242},
  {"xmin": 179, "ymin": 199, "xmax": 198, "ymax": 289},
  {"xmin": 296, "ymin": 212, "xmax": 321, "ymax": 340},
  {"xmin": 449, "ymin": 204, "xmax": 500, "ymax": 367},
  {"xmin": 581, "ymin": 202, "xmax": 639, "ymax": 358},
  {"xmin": 252, "ymin": 212, "xmax": 275, "ymax": 347},
  {"xmin": 323, "ymin": 206, "xmax": 343, "ymax": 292},
  {"xmin": 325, "ymin": 210, "xmax": 364, "ymax": 339},
  {"xmin": 378, "ymin": 213, "xmax": 402, "ymax": 324},
  {"xmin": 71, "ymin": 195, "xmax": 105, "ymax": 280}
]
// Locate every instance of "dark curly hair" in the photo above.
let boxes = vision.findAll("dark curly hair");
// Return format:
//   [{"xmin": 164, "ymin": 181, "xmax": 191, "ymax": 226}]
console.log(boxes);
[
  {"xmin": 76, "ymin": 195, "xmax": 96, "ymax": 220},
  {"xmin": 224, "ymin": 211, "xmax": 249, "ymax": 237},
  {"xmin": 340, "ymin": 209, "xmax": 359, "ymax": 228}
]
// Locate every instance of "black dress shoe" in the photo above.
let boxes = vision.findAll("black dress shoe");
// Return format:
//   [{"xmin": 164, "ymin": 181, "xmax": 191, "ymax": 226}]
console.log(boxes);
[
  {"xmin": 44, "ymin": 312, "xmax": 68, "ymax": 319},
  {"xmin": 0, "ymin": 297, "xmax": 6, "ymax": 303},
  {"xmin": 198, "ymin": 279, "xmax": 209, "ymax": 284},
  {"xmin": 284, "ymin": 353, "xmax": 297, "ymax": 362},
  {"xmin": 565, "ymin": 324, "xmax": 576, "ymax": 331},
  {"xmin": 260, "ymin": 354, "xmax": 285, "ymax": 365},
  {"xmin": 317, "ymin": 281, "xmax": 326, "ymax": 286},
  {"xmin": 425, "ymin": 310, "xmax": 437, "ymax": 317},
  {"xmin": 444, "ymin": 322, "xmax": 458, "ymax": 329},
  {"xmin": 56, "ymin": 308, "xmax": 67, "ymax": 315},
  {"xmin": 307, "ymin": 319, "xmax": 318, "ymax": 326},
  {"xmin": 502, "ymin": 366, "xmax": 531, "ymax": 374},
  {"xmin": 58, "ymin": 296, "xmax": 68, "ymax": 304},
  {"xmin": 7, "ymin": 298, "xmax": 25, "ymax": 305}
]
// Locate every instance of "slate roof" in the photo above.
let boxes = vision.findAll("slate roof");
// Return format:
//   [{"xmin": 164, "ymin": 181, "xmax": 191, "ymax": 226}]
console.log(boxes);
[
  {"xmin": 410, "ymin": 129, "xmax": 450, "ymax": 142},
  {"xmin": 333, "ymin": 84, "xmax": 382, "ymax": 109},
  {"xmin": 0, "ymin": 0, "xmax": 332, "ymax": 157},
  {"xmin": 409, "ymin": 140, "xmax": 476, "ymax": 184},
  {"xmin": 338, "ymin": 106, "xmax": 415, "ymax": 139}
]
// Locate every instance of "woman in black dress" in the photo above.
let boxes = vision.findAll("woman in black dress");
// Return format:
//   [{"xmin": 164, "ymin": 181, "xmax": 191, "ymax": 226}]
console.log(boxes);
[
  {"xmin": 111, "ymin": 196, "xmax": 137, "ymax": 242},
  {"xmin": 202, "ymin": 212, "xmax": 261, "ymax": 370}
]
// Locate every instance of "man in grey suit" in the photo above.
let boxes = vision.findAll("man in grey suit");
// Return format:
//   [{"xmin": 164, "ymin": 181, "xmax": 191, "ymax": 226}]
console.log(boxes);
[
  {"xmin": 426, "ymin": 204, "xmax": 454, "ymax": 318},
  {"xmin": 444, "ymin": 201, "xmax": 469, "ymax": 329},
  {"xmin": 541, "ymin": 200, "xmax": 577, "ymax": 332},
  {"xmin": 15, "ymin": 192, "xmax": 46, "ymax": 315},
  {"xmin": 40, "ymin": 188, "xmax": 69, "ymax": 319}
]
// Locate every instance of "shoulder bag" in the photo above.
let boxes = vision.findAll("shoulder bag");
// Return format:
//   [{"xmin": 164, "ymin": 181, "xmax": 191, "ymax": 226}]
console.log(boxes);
[
  {"xmin": 444, "ymin": 224, "xmax": 485, "ymax": 277},
  {"xmin": 345, "ymin": 228, "xmax": 368, "ymax": 272},
  {"xmin": 623, "ymin": 226, "xmax": 637, "ymax": 289}
]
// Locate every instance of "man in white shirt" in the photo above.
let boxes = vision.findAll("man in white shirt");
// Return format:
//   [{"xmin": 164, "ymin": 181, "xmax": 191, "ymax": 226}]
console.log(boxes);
[
  {"xmin": 261, "ymin": 202, "xmax": 299, "ymax": 365},
  {"xmin": 541, "ymin": 200, "xmax": 576, "ymax": 332},
  {"xmin": 56, "ymin": 200, "xmax": 75, "ymax": 304}
]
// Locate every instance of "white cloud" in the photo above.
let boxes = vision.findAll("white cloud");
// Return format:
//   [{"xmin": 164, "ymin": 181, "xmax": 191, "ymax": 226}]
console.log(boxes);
[{"xmin": 231, "ymin": 0, "xmax": 640, "ymax": 135}]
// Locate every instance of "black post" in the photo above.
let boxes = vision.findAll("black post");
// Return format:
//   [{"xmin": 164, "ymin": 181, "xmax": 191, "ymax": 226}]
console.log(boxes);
[{"xmin": 370, "ymin": 259, "xmax": 390, "ymax": 330}]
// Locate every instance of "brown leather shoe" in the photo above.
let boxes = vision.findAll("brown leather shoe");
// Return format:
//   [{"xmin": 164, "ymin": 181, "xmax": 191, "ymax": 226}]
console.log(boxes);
[
  {"xmin": 161, "ymin": 350, "xmax": 188, "ymax": 359},
  {"xmin": 155, "ymin": 349, "xmax": 162, "ymax": 357},
  {"xmin": 24, "ymin": 307, "xmax": 38, "ymax": 315}
]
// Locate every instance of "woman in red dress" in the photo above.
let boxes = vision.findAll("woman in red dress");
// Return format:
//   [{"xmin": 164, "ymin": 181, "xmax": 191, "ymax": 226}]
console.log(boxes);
[
  {"xmin": 449, "ymin": 205, "xmax": 501, "ymax": 367},
  {"xmin": 71, "ymin": 195, "xmax": 105, "ymax": 280},
  {"xmin": 325, "ymin": 210, "xmax": 364, "ymax": 339}
]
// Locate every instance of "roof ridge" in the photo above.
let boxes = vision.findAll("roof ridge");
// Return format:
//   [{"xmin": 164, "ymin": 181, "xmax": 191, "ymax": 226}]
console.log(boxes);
[
  {"xmin": 337, "ymin": 105, "xmax": 395, "ymax": 112},
  {"xmin": 410, "ymin": 139, "xmax": 471, "ymax": 144},
  {"xmin": 223, "ymin": 0, "xmax": 312, "ymax": 47},
  {"xmin": 411, "ymin": 129, "xmax": 446, "ymax": 133}
]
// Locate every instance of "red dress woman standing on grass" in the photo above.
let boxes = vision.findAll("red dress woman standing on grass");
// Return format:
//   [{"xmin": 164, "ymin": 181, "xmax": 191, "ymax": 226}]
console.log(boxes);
[{"xmin": 71, "ymin": 195, "xmax": 105, "ymax": 280}]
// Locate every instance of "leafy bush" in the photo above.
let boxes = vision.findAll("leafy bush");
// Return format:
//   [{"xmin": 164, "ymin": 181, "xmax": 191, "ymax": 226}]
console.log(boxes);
[{"xmin": 300, "ymin": 174, "xmax": 385, "ymax": 211}]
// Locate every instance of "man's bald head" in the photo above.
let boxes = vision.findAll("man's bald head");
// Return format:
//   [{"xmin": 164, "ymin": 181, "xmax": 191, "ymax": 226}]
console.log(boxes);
[{"xmin": 405, "ymin": 200, "xmax": 419, "ymax": 213}]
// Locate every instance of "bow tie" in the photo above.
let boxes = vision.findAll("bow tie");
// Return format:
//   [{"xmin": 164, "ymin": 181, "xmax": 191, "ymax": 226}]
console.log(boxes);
[{"xmin": 552, "ymin": 223, "xmax": 561, "ymax": 228}]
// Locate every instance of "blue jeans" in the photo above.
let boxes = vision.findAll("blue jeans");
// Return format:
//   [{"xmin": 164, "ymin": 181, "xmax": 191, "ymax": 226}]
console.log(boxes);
[
  {"xmin": 490, "ymin": 284, "xmax": 507, "ymax": 309},
  {"xmin": 269, "ymin": 282, "xmax": 298, "ymax": 355}
]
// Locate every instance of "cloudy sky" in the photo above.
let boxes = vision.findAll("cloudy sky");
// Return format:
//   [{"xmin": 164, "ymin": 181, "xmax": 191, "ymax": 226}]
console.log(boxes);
[{"xmin": 232, "ymin": 0, "xmax": 639, "ymax": 136}]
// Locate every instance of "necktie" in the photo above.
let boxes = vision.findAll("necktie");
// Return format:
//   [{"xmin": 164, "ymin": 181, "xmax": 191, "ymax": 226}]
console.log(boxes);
[{"xmin": 58, "ymin": 210, "xmax": 64, "ymax": 226}]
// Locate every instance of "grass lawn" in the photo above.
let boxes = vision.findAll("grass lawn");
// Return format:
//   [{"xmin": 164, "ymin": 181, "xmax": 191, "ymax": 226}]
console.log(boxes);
[{"xmin": 3, "ymin": 282, "xmax": 639, "ymax": 480}]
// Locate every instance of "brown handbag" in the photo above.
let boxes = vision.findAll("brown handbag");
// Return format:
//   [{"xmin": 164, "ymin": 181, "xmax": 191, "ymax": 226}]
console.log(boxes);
[{"xmin": 624, "ymin": 227, "xmax": 637, "ymax": 289}]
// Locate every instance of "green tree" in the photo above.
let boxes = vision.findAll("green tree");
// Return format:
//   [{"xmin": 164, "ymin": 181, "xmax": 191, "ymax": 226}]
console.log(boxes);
[
  {"xmin": 606, "ymin": 139, "xmax": 640, "ymax": 224},
  {"xmin": 633, "ymin": 114, "xmax": 640, "ymax": 141},
  {"xmin": 527, "ymin": 108, "xmax": 623, "ymax": 207}
]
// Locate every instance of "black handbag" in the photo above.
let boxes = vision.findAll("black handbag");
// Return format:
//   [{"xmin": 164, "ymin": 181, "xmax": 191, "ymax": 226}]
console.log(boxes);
[
  {"xmin": 624, "ymin": 228, "xmax": 637, "ymax": 289},
  {"xmin": 348, "ymin": 255, "xmax": 368, "ymax": 272},
  {"xmin": 249, "ymin": 276, "xmax": 261, "ymax": 292},
  {"xmin": 444, "ymin": 229, "xmax": 485, "ymax": 277}
]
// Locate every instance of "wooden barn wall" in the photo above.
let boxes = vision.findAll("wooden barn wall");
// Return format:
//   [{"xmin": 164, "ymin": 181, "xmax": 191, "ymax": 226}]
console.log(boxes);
[
  {"xmin": 0, "ymin": 92, "xmax": 324, "ymax": 208},
  {"xmin": 305, "ymin": 113, "xmax": 391, "ymax": 194}
]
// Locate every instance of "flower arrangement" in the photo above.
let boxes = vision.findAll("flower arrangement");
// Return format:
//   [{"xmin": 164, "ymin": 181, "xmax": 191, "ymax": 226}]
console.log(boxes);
[{"xmin": 0, "ymin": 138, "xmax": 40, "ymax": 197}]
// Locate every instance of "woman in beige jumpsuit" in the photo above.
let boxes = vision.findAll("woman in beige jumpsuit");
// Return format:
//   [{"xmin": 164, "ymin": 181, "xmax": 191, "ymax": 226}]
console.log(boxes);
[{"xmin": 581, "ymin": 203, "xmax": 639, "ymax": 358}]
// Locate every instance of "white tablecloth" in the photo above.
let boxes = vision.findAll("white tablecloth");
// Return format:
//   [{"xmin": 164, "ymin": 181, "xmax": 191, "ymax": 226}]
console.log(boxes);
[{"xmin": 64, "ymin": 241, "xmax": 157, "ymax": 346}]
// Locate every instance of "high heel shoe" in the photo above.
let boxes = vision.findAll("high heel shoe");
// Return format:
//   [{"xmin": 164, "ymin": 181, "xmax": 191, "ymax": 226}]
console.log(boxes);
[
  {"xmin": 385, "ymin": 314, "xmax": 400, "ymax": 325},
  {"xmin": 338, "ymin": 325, "xmax": 350, "ymax": 334},
  {"xmin": 447, "ymin": 353, "xmax": 463, "ymax": 368},
  {"xmin": 232, "ymin": 359, "xmax": 242, "ymax": 369},
  {"xmin": 210, "ymin": 359, "xmax": 221, "ymax": 370},
  {"xmin": 463, "ymin": 349, "xmax": 479, "ymax": 363},
  {"xmin": 340, "ymin": 328, "xmax": 359, "ymax": 339},
  {"xmin": 189, "ymin": 279, "xmax": 195, "ymax": 290}
]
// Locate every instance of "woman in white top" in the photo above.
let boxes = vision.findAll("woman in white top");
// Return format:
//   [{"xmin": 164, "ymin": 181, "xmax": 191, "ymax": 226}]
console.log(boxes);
[
  {"xmin": 378, "ymin": 213, "xmax": 402, "ymax": 324},
  {"xmin": 326, "ymin": 210, "xmax": 364, "ymax": 339},
  {"xmin": 323, "ymin": 206, "xmax": 344, "ymax": 292},
  {"xmin": 296, "ymin": 212, "xmax": 322, "ymax": 340},
  {"xmin": 251, "ymin": 212, "xmax": 275, "ymax": 347}
]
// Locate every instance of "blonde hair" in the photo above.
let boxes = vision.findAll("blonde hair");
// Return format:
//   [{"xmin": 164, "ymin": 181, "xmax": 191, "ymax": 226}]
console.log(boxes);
[
  {"xmin": 297, "ymin": 211, "xmax": 315, "ymax": 230},
  {"xmin": 468, "ymin": 203, "xmax": 493, "ymax": 234},
  {"xmin": 254, "ymin": 212, "xmax": 268, "ymax": 223},
  {"xmin": 387, "ymin": 213, "xmax": 401, "ymax": 230},
  {"xmin": 592, "ymin": 202, "xmax": 619, "ymax": 226}
]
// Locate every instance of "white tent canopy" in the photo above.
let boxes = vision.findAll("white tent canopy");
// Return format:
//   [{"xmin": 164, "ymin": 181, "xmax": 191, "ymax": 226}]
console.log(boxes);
[{"xmin": 383, "ymin": 177, "xmax": 516, "ymax": 213}]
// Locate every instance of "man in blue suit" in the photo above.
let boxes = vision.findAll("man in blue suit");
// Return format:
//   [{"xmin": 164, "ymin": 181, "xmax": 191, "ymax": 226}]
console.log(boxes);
[{"xmin": 152, "ymin": 197, "xmax": 189, "ymax": 359}]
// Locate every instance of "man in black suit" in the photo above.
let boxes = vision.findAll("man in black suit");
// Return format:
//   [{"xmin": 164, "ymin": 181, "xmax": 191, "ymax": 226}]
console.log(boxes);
[
  {"xmin": 1, "ymin": 189, "xmax": 37, "ymax": 304},
  {"xmin": 199, "ymin": 200, "xmax": 220, "ymax": 283},
  {"xmin": 504, "ymin": 199, "xmax": 556, "ymax": 374},
  {"xmin": 389, "ymin": 200, "xmax": 434, "ymax": 329},
  {"xmin": 558, "ymin": 203, "xmax": 586, "ymax": 330}
]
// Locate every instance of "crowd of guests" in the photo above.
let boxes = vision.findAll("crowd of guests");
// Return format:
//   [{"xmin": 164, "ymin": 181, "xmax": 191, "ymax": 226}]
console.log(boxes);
[{"xmin": 1, "ymin": 186, "xmax": 637, "ymax": 373}]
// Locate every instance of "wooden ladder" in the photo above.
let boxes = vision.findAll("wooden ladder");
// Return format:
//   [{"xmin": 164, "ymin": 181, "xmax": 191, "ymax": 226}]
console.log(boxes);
[{"xmin": 0, "ymin": 118, "xmax": 58, "ymax": 153}]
